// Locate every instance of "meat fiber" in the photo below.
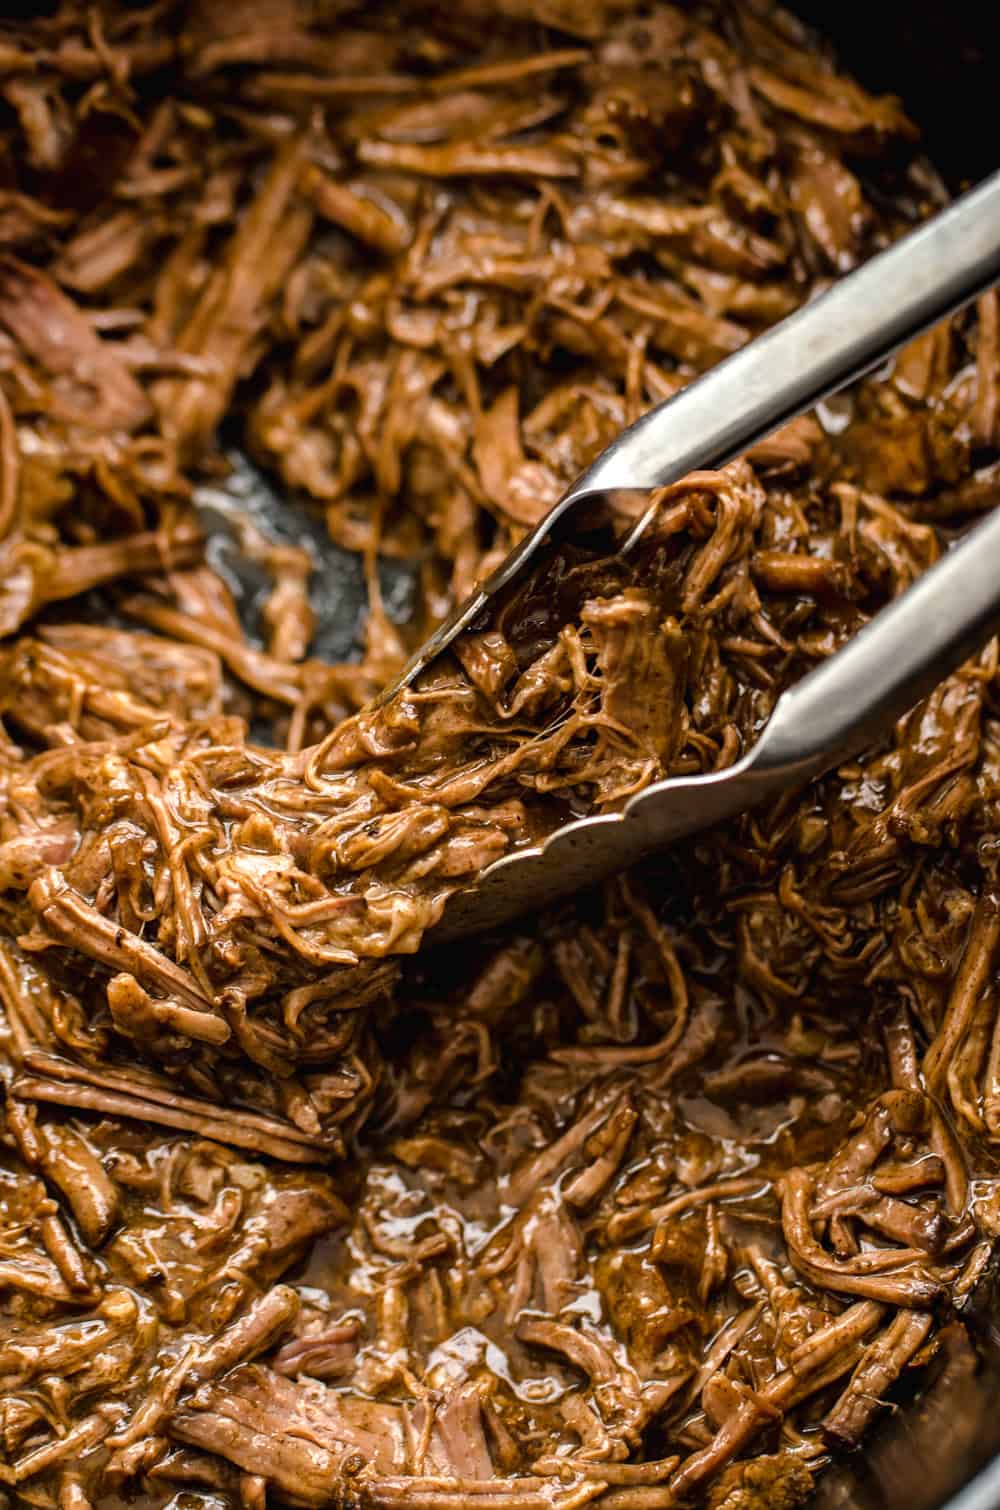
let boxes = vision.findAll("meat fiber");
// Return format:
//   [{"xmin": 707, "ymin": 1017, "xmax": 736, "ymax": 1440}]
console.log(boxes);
[{"xmin": 0, "ymin": 3, "xmax": 998, "ymax": 1510}]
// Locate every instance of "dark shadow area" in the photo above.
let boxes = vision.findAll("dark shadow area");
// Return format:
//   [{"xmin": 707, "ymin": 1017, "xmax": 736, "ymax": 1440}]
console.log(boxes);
[{"xmin": 792, "ymin": 0, "xmax": 1000, "ymax": 191}]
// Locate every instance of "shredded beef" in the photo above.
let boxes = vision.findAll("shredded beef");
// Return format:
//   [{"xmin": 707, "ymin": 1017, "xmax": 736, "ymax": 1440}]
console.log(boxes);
[{"xmin": 0, "ymin": 3, "xmax": 999, "ymax": 1509}]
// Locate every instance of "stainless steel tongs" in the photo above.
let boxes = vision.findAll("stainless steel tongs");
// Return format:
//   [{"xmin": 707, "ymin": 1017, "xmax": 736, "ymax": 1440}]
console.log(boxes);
[{"xmin": 379, "ymin": 170, "xmax": 1000, "ymax": 941}]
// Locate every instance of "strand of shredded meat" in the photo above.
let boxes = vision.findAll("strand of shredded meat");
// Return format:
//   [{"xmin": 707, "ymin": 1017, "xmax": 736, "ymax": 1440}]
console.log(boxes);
[{"xmin": 0, "ymin": 4, "xmax": 999, "ymax": 1510}]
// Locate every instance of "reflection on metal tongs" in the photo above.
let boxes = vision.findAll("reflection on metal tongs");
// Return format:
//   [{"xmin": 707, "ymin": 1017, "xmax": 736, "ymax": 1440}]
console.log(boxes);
[{"xmin": 376, "ymin": 171, "xmax": 1000, "ymax": 940}]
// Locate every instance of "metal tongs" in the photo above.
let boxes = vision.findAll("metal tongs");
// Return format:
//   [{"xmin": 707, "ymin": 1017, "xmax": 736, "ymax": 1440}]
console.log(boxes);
[{"xmin": 380, "ymin": 171, "xmax": 1000, "ymax": 940}]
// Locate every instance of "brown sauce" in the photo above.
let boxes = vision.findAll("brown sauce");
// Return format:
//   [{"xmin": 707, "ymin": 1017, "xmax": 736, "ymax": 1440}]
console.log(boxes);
[{"xmin": 0, "ymin": 4, "xmax": 999, "ymax": 1509}]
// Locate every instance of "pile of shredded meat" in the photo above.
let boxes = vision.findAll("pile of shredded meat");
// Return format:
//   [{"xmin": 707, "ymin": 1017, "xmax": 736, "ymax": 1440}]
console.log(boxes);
[{"xmin": 2, "ymin": 2, "xmax": 1000, "ymax": 1508}]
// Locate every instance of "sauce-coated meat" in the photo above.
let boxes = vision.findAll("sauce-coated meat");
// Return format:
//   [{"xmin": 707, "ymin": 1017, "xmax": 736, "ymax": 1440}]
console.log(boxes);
[{"xmin": 0, "ymin": 4, "xmax": 998, "ymax": 1509}]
